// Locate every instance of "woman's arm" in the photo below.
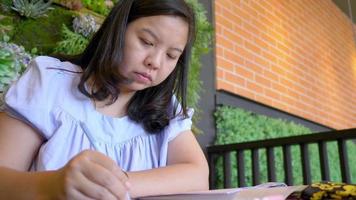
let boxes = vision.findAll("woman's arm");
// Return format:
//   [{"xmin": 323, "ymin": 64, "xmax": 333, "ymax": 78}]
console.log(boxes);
[
  {"xmin": 0, "ymin": 113, "xmax": 65, "ymax": 200},
  {"xmin": 0, "ymin": 113, "xmax": 130, "ymax": 200},
  {"xmin": 127, "ymin": 130, "xmax": 209, "ymax": 198},
  {"xmin": 0, "ymin": 112, "xmax": 52, "ymax": 199}
]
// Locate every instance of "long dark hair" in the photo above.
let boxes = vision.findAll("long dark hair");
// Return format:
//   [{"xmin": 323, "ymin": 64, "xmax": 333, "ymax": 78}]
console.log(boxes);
[{"xmin": 74, "ymin": 0, "xmax": 196, "ymax": 134}]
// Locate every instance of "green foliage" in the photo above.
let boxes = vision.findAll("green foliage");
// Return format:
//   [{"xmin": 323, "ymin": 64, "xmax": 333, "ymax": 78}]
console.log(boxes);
[
  {"xmin": 11, "ymin": 0, "xmax": 54, "ymax": 19},
  {"xmin": 11, "ymin": 6, "xmax": 74, "ymax": 54},
  {"xmin": 72, "ymin": 14, "xmax": 97, "ymax": 38},
  {"xmin": 0, "ymin": 0, "xmax": 13, "ymax": 13},
  {"xmin": 0, "ymin": 49, "xmax": 17, "ymax": 91},
  {"xmin": 52, "ymin": 0, "xmax": 83, "ymax": 10},
  {"xmin": 82, "ymin": 0, "xmax": 109, "ymax": 16},
  {"xmin": 214, "ymin": 106, "xmax": 356, "ymax": 188},
  {"xmin": 0, "ymin": 43, "xmax": 30, "ymax": 91},
  {"xmin": 214, "ymin": 106, "xmax": 311, "ymax": 144},
  {"xmin": 0, "ymin": 14, "xmax": 17, "ymax": 40},
  {"xmin": 185, "ymin": 0, "xmax": 213, "ymax": 133},
  {"xmin": 54, "ymin": 24, "xmax": 89, "ymax": 55}
]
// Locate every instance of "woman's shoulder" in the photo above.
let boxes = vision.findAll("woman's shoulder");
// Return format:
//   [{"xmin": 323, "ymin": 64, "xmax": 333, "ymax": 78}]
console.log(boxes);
[
  {"xmin": 5, "ymin": 56, "xmax": 83, "ymax": 107},
  {"xmin": 31, "ymin": 56, "xmax": 82, "ymax": 73}
]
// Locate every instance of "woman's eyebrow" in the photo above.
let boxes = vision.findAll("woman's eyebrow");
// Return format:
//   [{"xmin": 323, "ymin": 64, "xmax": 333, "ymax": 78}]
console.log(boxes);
[
  {"xmin": 141, "ymin": 28, "xmax": 183, "ymax": 53},
  {"xmin": 170, "ymin": 47, "xmax": 183, "ymax": 53},
  {"xmin": 141, "ymin": 28, "xmax": 158, "ymax": 41}
]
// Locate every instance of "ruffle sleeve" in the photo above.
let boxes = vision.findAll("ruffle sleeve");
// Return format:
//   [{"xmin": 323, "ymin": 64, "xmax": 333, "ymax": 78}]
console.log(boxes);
[
  {"xmin": 166, "ymin": 96, "xmax": 194, "ymax": 142},
  {"xmin": 3, "ymin": 56, "xmax": 65, "ymax": 139}
]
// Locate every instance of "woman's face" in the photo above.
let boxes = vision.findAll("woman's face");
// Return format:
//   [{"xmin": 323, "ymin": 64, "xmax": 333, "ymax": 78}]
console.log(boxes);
[{"xmin": 118, "ymin": 15, "xmax": 189, "ymax": 93}]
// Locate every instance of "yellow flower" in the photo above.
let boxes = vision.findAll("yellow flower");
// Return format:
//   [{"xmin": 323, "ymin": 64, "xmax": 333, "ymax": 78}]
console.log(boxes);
[
  {"xmin": 311, "ymin": 191, "xmax": 325, "ymax": 200},
  {"xmin": 336, "ymin": 185, "xmax": 356, "ymax": 197},
  {"xmin": 312, "ymin": 183, "xmax": 340, "ymax": 191}
]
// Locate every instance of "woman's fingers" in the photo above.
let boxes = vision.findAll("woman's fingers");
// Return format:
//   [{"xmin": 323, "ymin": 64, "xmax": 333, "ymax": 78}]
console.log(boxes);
[
  {"xmin": 81, "ymin": 160, "xmax": 130, "ymax": 199},
  {"xmin": 113, "ymin": 167, "xmax": 131, "ymax": 189},
  {"xmin": 62, "ymin": 150, "xmax": 131, "ymax": 200},
  {"xmin": 83, "ymin": 150, "xmax": 131, "ymax": 188},
  {"xmin": 73, "ymin": 171, "xmax": 118, "ymax": 200},
  {"xmin": 67, "ymin": 186, "xmax": 97, "ymax": 200}
]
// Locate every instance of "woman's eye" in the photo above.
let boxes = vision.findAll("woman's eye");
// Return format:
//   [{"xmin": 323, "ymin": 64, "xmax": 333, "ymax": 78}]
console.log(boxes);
[
  {"xmin": 141, "ymin": 38, "xmax": 153, "ymax": 46},
  {"xmin": 167, "ymin": 54, "xmax": 177, "ymax": 60}
]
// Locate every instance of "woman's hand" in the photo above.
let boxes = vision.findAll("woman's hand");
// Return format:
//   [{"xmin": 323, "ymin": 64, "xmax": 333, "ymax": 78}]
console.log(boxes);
[{"xmin": 56, "ymin": 150, "xmax": 130, "ymax": 200}]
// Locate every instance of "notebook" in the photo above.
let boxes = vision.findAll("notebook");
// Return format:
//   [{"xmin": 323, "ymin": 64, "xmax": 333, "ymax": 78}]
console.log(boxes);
[{"xmin": 138, "ymin": 183, "xmax": 306, "ymax": 200}]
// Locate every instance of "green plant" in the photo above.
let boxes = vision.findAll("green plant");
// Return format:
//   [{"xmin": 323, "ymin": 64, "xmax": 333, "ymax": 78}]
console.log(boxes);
[
  {"xmin": 0, "ymin": 24, "xmax": 13, "ymax": 41},
  {"xmin": 0, "ymin": 49, "xmax": 16, "ymax": 91},
  {"xmin": 185, "ymin": 0, "xmax": 213, "ymax": 134},
  {"xmin": 0, "ymin": 0, "xmax": 13, "ymax": 13},
  {"xmin": 11, "ymin": 6, "xmax": 74, "ymax": 54},
  {"xmin": 54, "ymin": 24, "xmax": 89, "ymax": 55},
  {"xmin": 53, "ymin": 0, "xmax": 82, "ymax": 10},
  {"xmin": 82, "ymin": 0, "xmax": 109, "ymax": 16},
  {"xmin": 0, "ymin": 42, "xmax": 31, "ymax": 91},
  {"xmin": 11, "ymin": 0, "xmax": 54, "ymax": 19},
  {"xmin": 0, "ymin": 14, "xmax": 19, "ymax": 41},
  {"xmin": 214, "ymin": 106, "xmax": 356, "ymax": 188},
  {"xmin": 72, "ymin": 14, "xmax": 98, "ymax": 38}
]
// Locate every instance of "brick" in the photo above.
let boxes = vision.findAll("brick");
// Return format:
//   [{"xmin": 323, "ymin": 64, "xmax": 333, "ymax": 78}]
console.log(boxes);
[
  {"xmin": 256, "ymin": 94, "xmax": 274, "ymax": 106},
  {"xmin": 216, "ymin": 68, "xmax": 224, "ymax": 79},
  {"xmin": 216, "ymin": 45, "xmax": 225, "ymax": 56},
  {"xmin": 246, "ymin": 80, "xmax": 263, "ymax": 93},
  {"xmin": 217, "ymin": 58, "xmax": 234, "ymax": 71},
  {"xmin": 255, "ymin": 74, "xmax": 271, "ymax": 87},
  {"xmin": 264, "ymin": 88, "xmax": 280, "ymax": 100},
  {"xmin": 235, "ymin": 66, "xmax": 254, "ymax": 79},
  {"xmin": 271, "ymin": 82, "xmax": 287, "ymax": 93},
  {"xmin": 235, "ymin": 46, "xmax": 255, "ymax": 61},
  {"xmin": 225, "ymin": 71, "xmax": 245, "ymax": 86},
  {"xmin": 234, "ymin": 86, "xmax": 255, "ymax": 100},
  {"xmin": 244, "ymin": 40, "xmax": 261, "ymax": 54},
  {"xmin": 245, "ymin": 60, "xmax": 263, "ymax": 73},
  {"xmin": 216, "ymin": 80, "xmax": 235, "ymax": 91},
  {"xmin": 224, "ymin": 49, "xmax": 245, "ymax": 65},
  {"xmin": 216, "ymin": 35, "xmax": 234, "ymax": 49},
  {"xmin": 222, "ymin": 29, "xmax": 243, "ymax": 46},
  {"xmin": 255, "ymin": 38, "xmax": 270, "ymax": 51},
  {"xmin": 215, "ymin": 14, "xmax": 233, "ymax": 29},
  {"xmin": 254, "ymin": 55, "xmax": 270, "ymax": 68}
]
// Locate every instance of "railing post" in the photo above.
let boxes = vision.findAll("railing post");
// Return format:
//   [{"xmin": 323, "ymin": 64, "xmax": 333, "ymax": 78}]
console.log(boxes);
[
  {"xmin": 208, "ymin": 153, "xmax": 217, "ymax": 189},
  {"xmin": 300, "ymin": 143, "xmax": 311, "ymax": 184},
  {"xmin": 237, "ymin": 150, "xmax": 246, "ymax": 187},
  {"xmin": 318, "ymin": 141, "xmax": 330, "ymax": 181},
  {"xmin": 267, "ymin": 147, "xmax": 276, "ymax": 182},
  {"xmin": 252, "ymin": 148, "xmax": 260, "ymax": 185},
  {"xmin": 338, "ymin": 139, "xmax": 351, "ymax": 183},
  {"xmin": 283, "ymin": 145, "xmax": 293, "ymax": 185},
  {"xmin": 223, "ymin": 152, "xmax": 232, "ymax": 188}
]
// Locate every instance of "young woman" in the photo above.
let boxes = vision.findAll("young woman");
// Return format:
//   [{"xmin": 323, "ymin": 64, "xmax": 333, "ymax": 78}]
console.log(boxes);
[{"xmin": 0, "ymin": 0, "xmax": 209, "ymax": 199}]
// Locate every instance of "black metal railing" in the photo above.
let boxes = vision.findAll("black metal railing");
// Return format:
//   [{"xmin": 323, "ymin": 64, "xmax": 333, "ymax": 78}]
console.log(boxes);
[{"xmin": 207, "ymin": 128, "xmax": 356, "ymax": 189}]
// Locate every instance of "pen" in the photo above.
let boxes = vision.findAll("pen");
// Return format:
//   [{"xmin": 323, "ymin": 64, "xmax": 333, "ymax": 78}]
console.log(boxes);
[{"xmin": 80, "ymin": 122, "xmax": 131, "ymax": 200}]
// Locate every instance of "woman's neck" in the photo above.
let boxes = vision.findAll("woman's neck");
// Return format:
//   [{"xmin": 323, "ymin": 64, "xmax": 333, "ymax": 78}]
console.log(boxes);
[
  {"xmin": 87, "ymin": 76, "xmax": 136, "ymax": 118},
  {"xmin": 94, "ymin": 92, "xmax": 135, "ymax": 118}
]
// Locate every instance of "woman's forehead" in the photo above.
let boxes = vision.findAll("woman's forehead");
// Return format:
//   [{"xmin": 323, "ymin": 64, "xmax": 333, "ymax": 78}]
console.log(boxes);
[{"xmin": 128, "ymin": 15, "xmax": 189, "ymax": 46}]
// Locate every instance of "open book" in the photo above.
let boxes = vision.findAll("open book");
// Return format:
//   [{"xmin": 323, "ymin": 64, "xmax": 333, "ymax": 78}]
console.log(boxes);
[{"xmin": 138, "ymin": 183, "xmax": 306, "ymax": 200}]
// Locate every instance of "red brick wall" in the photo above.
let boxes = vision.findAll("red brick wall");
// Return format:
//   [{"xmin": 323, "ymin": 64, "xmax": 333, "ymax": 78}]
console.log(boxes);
[{"xmin": 215, "ymin": 0, "xmax": 356, "ymax": 129}]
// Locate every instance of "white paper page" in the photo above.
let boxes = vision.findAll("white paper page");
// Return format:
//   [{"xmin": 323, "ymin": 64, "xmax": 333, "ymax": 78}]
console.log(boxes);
[{"xmin": 138, "ymin": 185, "xmax": 306, "ymax": 200}]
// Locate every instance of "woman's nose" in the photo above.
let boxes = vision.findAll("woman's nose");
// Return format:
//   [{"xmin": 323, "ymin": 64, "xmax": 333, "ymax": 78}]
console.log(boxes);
[{"xmin": 144, "ymin": 51, "xmax": 163, "ymax": 70}]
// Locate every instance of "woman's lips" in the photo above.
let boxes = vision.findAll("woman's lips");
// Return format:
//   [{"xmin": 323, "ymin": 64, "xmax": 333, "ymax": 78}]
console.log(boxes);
[{"xmin": 134, "ymin": 72, "xmax": 152, "ymax": 84}]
